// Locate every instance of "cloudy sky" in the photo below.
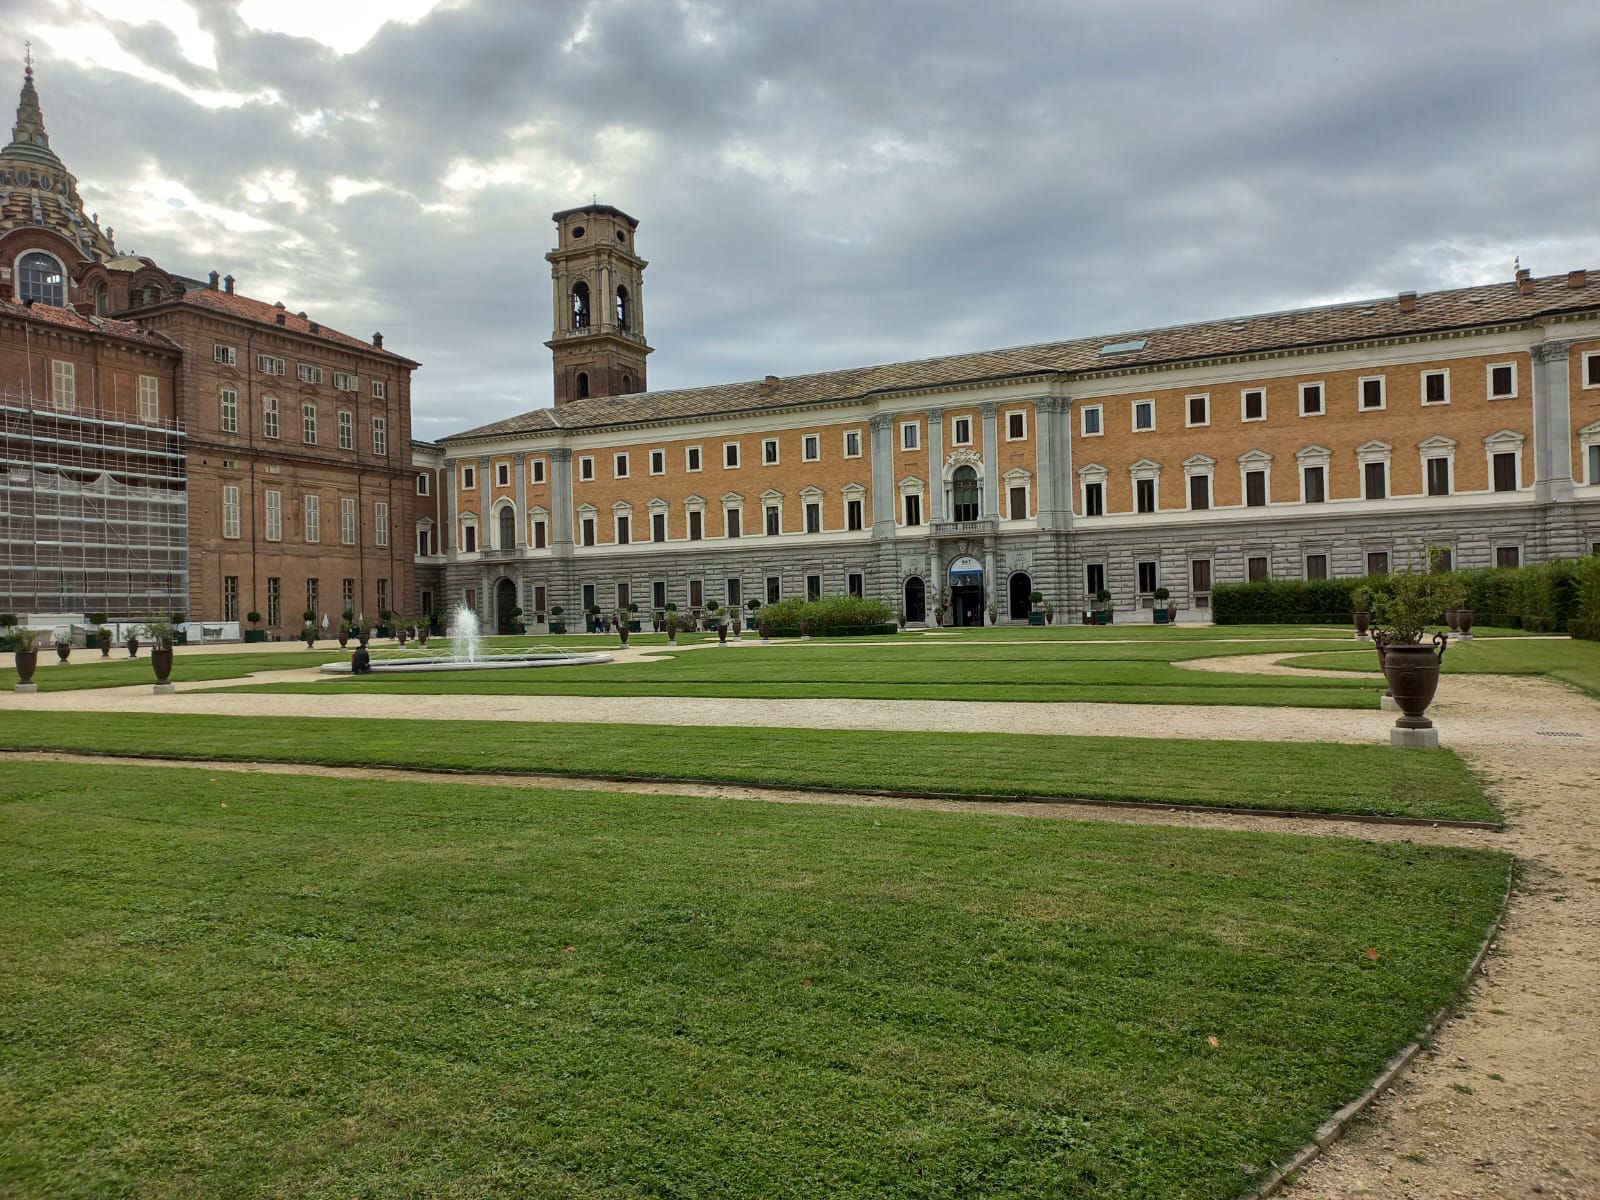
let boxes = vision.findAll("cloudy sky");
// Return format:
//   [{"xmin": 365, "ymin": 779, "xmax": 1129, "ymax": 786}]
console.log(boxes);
[{"xmin": 13, "ymin": 0, "xmax": 1599, "ymax": 438}]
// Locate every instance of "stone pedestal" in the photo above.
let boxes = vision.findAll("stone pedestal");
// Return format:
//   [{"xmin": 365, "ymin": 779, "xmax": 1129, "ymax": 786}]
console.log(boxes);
[
  {"xmin": 1391, "ymin": 726, "xmax": 1440, "ymax": 749},
  {"xmin": 152, "ymin": 682, "xmax": 176, "ymax": 695},
  {"xmin": 1380, "ymin": 695, "xmax": 1400, "ymax": 711},
  {"xmin": 14, "ymin": 682, "xmax": 37, "ymax": 693}
]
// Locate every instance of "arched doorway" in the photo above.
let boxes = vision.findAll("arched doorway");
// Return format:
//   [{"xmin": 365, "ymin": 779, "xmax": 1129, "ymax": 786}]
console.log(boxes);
[
  {"xmin": 904, "ymin": 577, "xmax": 926, "ymax": 623},
  {"xmin": 1008, "ymin": 572, "xmax": 1033, "ymax": 621},
  {"xmin": 494, "ymin": 578, "xmax": 518, "ymax": 636},
  {"xmin": 948, "ymin": 555, "xmax": 984, "ymax": 627}
]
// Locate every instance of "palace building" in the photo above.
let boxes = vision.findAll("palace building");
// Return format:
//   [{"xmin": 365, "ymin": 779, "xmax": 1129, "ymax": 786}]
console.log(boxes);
[
  {"xmin": 416, "ymin": 206, "xmax": 1600, "ymax": 633},
  {"xmin": 0, "ymin": 61, "xmax": 419, "ymax": 634}
]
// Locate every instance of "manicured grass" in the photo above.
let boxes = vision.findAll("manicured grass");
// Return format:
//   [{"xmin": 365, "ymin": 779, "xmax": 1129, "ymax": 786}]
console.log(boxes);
[
  {"xmin": 0, "ymin": 761, "xmax": 1509, "ymax": 1200},
  {"xmin": 1280, "ymin": 636, "xmax": 1600, "ymax": 702},
  {"xmin": 0, "ymin": 648, "xmax": 341, "ymax": 691},
  {"xmin": 0, "ymin": 711, "xmax": 1500, "ymax": 821}
]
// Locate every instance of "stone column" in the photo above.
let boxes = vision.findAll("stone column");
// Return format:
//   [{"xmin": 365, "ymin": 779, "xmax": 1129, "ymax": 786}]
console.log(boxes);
[
  {"xmin": 443, "ymin": 457, "xmax": 458, "ymax": 555},
  {"xmin": 1034, "ymin": 393, "xmax": 1074, "ymax": 530},
  {"xmin": 869, "ymin": 413, "xmax": 895, "ymax": 537},
  {"xmin": 981, "ymin": 403, "xmax": 1000, "ymax": 518},
  {"xmin": 1531, "ymin": 339, "xmax": 1574, "ymax": 504},
  {"xmin": 550, "ymin": 448, "xmax": 575, "ymax": 550},
  {"xmin": 513, "ymin": 452, "xmax": 528, "ymax": 548},
  {"xmin": 477, "ymin": 456, "xmax": 492, "ymax": 550},
  {"xmin": 926, "ymin": 408, "xmax": 944, "ymax": 521}
]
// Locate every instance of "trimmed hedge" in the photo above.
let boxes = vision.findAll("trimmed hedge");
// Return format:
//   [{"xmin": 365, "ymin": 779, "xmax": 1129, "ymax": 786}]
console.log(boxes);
[
  {"xmin": 1212, "ymin": 579, "xmax": 1366, "ymax": 625},
  {"xmin": 761, "ymin": 595, "xmax": 896, "ymax": 638}
]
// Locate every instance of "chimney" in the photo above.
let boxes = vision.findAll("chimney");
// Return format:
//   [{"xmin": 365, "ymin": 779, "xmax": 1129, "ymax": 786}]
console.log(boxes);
[
  {"xmin": 309, "ymin": 321, "xmax": 319, "ymax": 333},
  {"xmin": 1397, "ymin": 291, "xmax": 1417, "ymax": 313},
  {"xmin": 208, "ymin": 270, "xmax": 219, "ymax": 289},
  {"xmin": 758, "ymin": 374, "xmax": 780, "ymax": 396},
  {"xmin": 1568, "ymin": 269, "xmax": 1588, "ymax": 289},
  {"xmin": 1516, "ymin": 267, "xmax": 1533, "ymax": 295},
  {"xmin": 372, "ymin": 332, "xmax": 383, "ymax": 348},
  {"xmin": 223, "ymin": 274, "xmax": 234, "ymax": 294},
  {"xmin": 275, "ymin": 313, "xmax": 286, "ymax": 326}
]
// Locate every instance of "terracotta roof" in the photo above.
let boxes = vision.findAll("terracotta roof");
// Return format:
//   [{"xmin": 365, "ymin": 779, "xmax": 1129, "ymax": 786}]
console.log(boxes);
[
  {"xmin": 0, "ymin": 296, "xmax": 178, "ymax": 351},
  {"xmin": 159, "ymin": 286, "xmax": 418, "ymax": 364},
  {"xmin": 448, "ymin": 269, "xmax": 1598, "ymax": 442}
]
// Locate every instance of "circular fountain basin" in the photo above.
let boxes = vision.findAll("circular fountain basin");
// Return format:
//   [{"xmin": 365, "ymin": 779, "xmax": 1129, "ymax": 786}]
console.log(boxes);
[{"xmin": 319, "ymin": 649, "xmax": 613, "ymax": 675}]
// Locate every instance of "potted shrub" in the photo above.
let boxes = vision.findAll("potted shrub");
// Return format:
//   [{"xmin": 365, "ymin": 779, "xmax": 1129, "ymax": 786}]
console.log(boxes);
[
  {"xmin": 986, "ymin": 603, "xmax": 997, "ymax": 626},
  {"xmin": 1153, "ymin": 587, "xmax": 1171, "ymax": 625},
  {"xmin": 1372, "ymin": 570, "xmax": 1448, "ymax": 732},
  {"xmin": 1351, "ymin": 586, "xmax": 1372, "ymax": 639},
  {"xmin": 377, "ymin": 609, "xmax": 393, "ymax": 638},
  {"xmin": 171, "ymin": 613, "xmax": 189, "ymax": 647},
  {"xmin": 1095, "ymin": 589, "xmax": 1113, "ymax": 625},
  {"xmin": 88, "ymin": 613, "xmax": 112, "ymax": 657},
  {"xmin": 141, "ymin": 616, "xmax": 180, "ymax": 687},
  {"xmin": 618, "ymin": 617, "xmax": 630, "ymax": 647},
  {"xmin": 245, "ymin": 611, "xmax": 266, "ymax": 643},
  {"xmin": 1027, "ymin": 590, "xmax": 1045, "ymax": 626},
  {"xmin": 510, "ymin": 606, "xmax": 524, "ymax": 635},
  {"xmin": 125, "ymin": 627, "xmax": 141, "ymax": 657},
  {"xmin": 357, "ymin": 617, "xmax": 372, "ymax": 647},
  {"xmin": 627, "ymin": 601, "xmax": 641, "ymax": 632},
  {"xmin": 396, "ymin": 617, "xmax": 412, "ymax": 647},
  {"xmin": 11, "ymin": 624, "xmax": 41, "ymax": 691},
  {"xmin": 897, "ymin": 606, "xmax": 907, "ymax": 631},
  {"xmin": 747, "ymin": 597, "xmax": 762, "ymax": 632},
  {"xmin": 337, "ymin": 622, "xmax": 351, "ymax": 649},
  {"xmin": 417, "ymin": 618, "xmax": 431, "ymax": 647},
  {"xmin": 1044, "ymin": 600, "xmax": 1055, "ymax": 625},
  {"xmin": 933, "ymin": 604, "xmax": 946, "ymax": 628},
  {"xmin": 586, "ymin": 604, "xmax": 602, "ymax": 633},
  {"xmin": 759, "ymin": 619, "xmax": 772, "ymax": 644},
  {"xmin": 0, "ymin": 613, "xmax": 17, "ymax": 653},
  {"xmin": 54, "ymin": 632, "xmax": 72, "ymax": 662},
  {"xmin": 548, "ymin": 606, "xmax": 564, "ymax": 636},
  {"xmin": 799, "ymin": 617, "xmax": 811, "ymax": 641},
  {"xmin": 301, "ymin": 622, "xmax": 317, "ymax": 649},
  {"xmin": 665, "ymin": 611, "xmax": 679, "ymax": 647}
]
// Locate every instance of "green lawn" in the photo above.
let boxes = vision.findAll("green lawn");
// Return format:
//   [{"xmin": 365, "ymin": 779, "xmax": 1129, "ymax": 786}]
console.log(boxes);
[
  {"xmin": 0, "ymin": 761, "xmax": 1510, "ymax": 1200},
  {"xmin": 0, "ymin": 712, "xmax": 1500, "ymax": 822},
  {"xmin": 1280, "ymin": 636, "xmax": 1600, "ymax": 701}
]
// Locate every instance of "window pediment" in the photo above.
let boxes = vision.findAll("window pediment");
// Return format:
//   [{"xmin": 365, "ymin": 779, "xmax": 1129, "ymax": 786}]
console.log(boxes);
[
  {"xmin": 799, "ymin": 485, "xmax": 824, "ymax": 501},
  {"xmin": 1237, "ymin": 448, "xmax": 1273, "ymax": 466},
  {"xmin": 1417, "ymin": 435, "xmax": 1457, "ymax": 453},
  {"xmin": 1182, "ymin": 453, "xmax": 1215, "ymax": 470},
  {"xmin": 1002, "ymin": 467, "xmax": 1032, "ymax": 483},
  {"xmin": 1077, "ymin": 462, "xmax": 1107, "ymax": 479},
  {"xmin": 841, "ymin": 482, "xmax": 867, "ymax": 499},
  {"xmin": 1295, "ymin": 444, "xmax": 1332, "ymax": 462},
  {"xmin": 1483, "ymin": 429, "xmax": 1526, "ymax": 449}
]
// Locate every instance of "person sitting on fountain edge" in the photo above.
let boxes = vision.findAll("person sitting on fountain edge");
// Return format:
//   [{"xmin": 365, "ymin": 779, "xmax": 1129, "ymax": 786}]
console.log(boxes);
[{"xmin": 351, "ymin": 644, "xmax": 371, "ymax": 675}]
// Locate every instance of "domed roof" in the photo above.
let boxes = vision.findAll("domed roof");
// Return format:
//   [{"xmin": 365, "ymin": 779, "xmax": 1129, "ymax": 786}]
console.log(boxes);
[{"xmin": 0, "ymin": 59, "xmax": 116, "ymax": 262}]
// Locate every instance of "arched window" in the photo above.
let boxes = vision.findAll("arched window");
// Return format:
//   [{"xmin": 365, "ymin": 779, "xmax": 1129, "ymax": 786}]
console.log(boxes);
[
  {"xmin": 498, "ymin": 506, "xmax": 516, "ymax": 551},
  {"xmin": 621, "ymin": 373, "xmax": 633, "ymax": 394},
  {"xmin": 93, "ymin": 283, "xmax": 108, "ymax": 315},
  {"xmin": 616, "ymin": 285, "xmax": 630, "ymax": 330},
  {"xmin": 17, "ymin": 251, "xmax": 65, "ymax": 306},
  {"xmin": 576, "ymin": 371, "xmax": 590, "ymax": 399},
  {"xmin": 571, "ymin": 281, "xmax": 590, "ymax": 329},
  {"xmin": 952, "ymin": 466, "xmax": 980, "ymax": 522}
]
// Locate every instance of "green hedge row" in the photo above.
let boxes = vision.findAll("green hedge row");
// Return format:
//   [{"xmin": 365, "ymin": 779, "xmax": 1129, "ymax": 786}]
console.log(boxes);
[
  {"xmin": 759, "ymin": 595, "xmax": 897, "ymax": 638},
  {"xmin": 1214, "ymin": 555, "xmax": 1600, "ymax": 635}
]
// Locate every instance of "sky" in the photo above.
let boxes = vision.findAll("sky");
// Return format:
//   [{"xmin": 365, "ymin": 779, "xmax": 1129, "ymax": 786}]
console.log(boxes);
[{"xmin": 9, "ymin": 0, "xmax": 1599, "ymax": 440}]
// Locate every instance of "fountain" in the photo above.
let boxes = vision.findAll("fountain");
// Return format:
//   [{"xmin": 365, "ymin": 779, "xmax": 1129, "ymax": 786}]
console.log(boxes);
[{"xmin": 319, "ymin": 603, "xmax": 612, "ymax": 675}]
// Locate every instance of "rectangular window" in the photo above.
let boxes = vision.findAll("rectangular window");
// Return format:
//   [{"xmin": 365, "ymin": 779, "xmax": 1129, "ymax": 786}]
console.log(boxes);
[
  {"xmin": 51, "ymin": 360, "xmax": 75, "ymax": 411},
  {"xmin": 578, "ymin": 456, "xmax": 594, "ymax": 481},
  {"xmin": 1496, "ymin": 545, "xmax": 1521, "ymax": 569},
  {"xmin": 461, "ymin": 465, "xmax": 476, "ymax": 490},
  {"xmin": 1006, "ymin": 411, "xmax": 1026, "ymax": 440},
  {"xmin": 1085, "ymin": 562, "xmax": 1106, "ymax": 598},
  {"xmin": 952, "ymin": 417, "xmax": 972, "ymax": 445},
  {"xmin": 1242, "ymin": 388, "xmax": 1265, "ymax": 422},
  {"xmin": 264, "ymin": 490, "xmax": 282, "ymax": 541},
  {"xmin": 652, "ymin": 511, "xmax": 666, "ymax": 542},
  {"xmin": 372, "ymin": 418, "xmax": 387, "ymax": 456},
  {"xmin": 302, "ymin": 403, "xmax": 317, "ymax": 444},
  {"xmin": 802, "ymin": 434, "xmax": 820, "ymax": 461},
  {"xmin": 1137, "ymin": 561, "xmax": 1158, "ymax": 594},
  {"xmin": 338, "ymin": 410, "xmax": 354, "ymax": 450},
  {"xmin": 581, "ymin": 517, "xmax": 596, "ymax": 547},
  {"xmin": 1245, "ymin": 470, "xmax": 1267, "ymax": 507},
  {"xmin": 1081, "ymin": 405, "xmax": 1103, "ymax": 436},
  {"xmin": 726, "ymin": 578, "xmax": 742, "ymax": 609},
  {"xmin": 1186, "ymin": 394, "xmax": 1208, "ymax": 427},
  {"xmin": 846, "ymin": 499, "xmax": 864, "ymax": 530},
  {"xmin": 305, "ymin": 494, "xmax": 320, "ymax": 543},
  {"xmin": 1247, "ymin": 555, "xmax": 1268, "ymax": 582},
  {"xmin": 417, "ymin": 526, "xmax": 431, "ymax": 556},
  {"xmin": 1133, "ymin": 399, "xmax": 1154, "ymax": 431},
  {"xmin": 296, "ymin": 364, "xmax": 323, "ymax": 384},
  {"xmin": 725, "ymin": 508, "xmax": 742, "ymax": 538},
  {"xmin": 224, "ymin": 575, "xmax": 239, "ymax": 622},
  {"xmin": 137, "ymin": 375, "xmax": 158, "ymax": 421},
  {"xmin": 376, "ymin": 579, "xmax": 388, "ymax": 615},
  {"xmin": 581, "ymin": 583, "xmax": 596, "ymax": 613},
  {"xmin": 1360, "ymin": 376, "xmax": 1385, "ymax": 410},
  {"xmin": 257, "ymin": 355, "xmax": 285, "ymax": 376},
  {"xmin": 266, "ymin": 578, "xmax": 281, "ymax": 628},
  {"xmin": 1191, "ymin": 559, "xmax": 1212, "ymax": 593},
  {"xmin": 371, "ymin": 380, "xmax": 386, "ymax": 399},
  {"xmin": 1584, "ymin": 351, "xmax": 1600, "ymax": 388},
  {"xmin": 1493, "ymin": 452, "xmax": 1518, "ymax": 492},
  {"xmin": 847, "ymin": 572, "xmax": 864, "ymax": 599},
  {"xmin": 689, "ymin": 579, "xmax": 704, "ymax": 608},
  {"xmin": 341, "ymin": 497, "xmax": 357, "ymax": 545},
  {"xmin": 1588, "ymin": 444, "xmax": 1600, "ymax": 485},
  {"xmin": 1488, "ymin": 362, "xmax": 1517, "ymax": 399},
  {"xmin": 805, "ymin": 501, "xmax": 822, "ymax": 533},
  {"xmin": 724, "ymin": 442, "xmax": 740, "ymax": 469},
  {"xmin": 417, "ymin": 473, "xmax": 430, "ymax": 496},
  {"xmin": 612, "ymin": 453, "xmax": 628, "ymax": 479},
  {"xmin": 1299, "ymin": 382, "xmax": 1324, "ymax": 416},
  {"xmin": 222, "ymin": 485, "xmax": 241, "ymax": 539},
  {"xmin": 1426, "ymin": 457, "xmax": 1451, "ymax": 496},
  {"xmin": 651, "ymin": 580, "xmax": 667, "ymax": 611},
  {"xmin": 901, "ymin": 422, "xmax": 920, "ymax": 451},
  {"xmin": 534, "ymin": 519, "xmax": 548, "ymax": 549},
  {"xmin": 1008, "ymin": 486, "xmax": 1028, "ymax": 519},
  {"xmin": 763, "ymin": 438, "xmax": 779, "ymax": 465},
  {"xmin": 306, "ymin": 578, "xmax": 320, "ymax": 618},
  {"xmin": 531, "ymin": 458, "xmax": 547, "ymax": 484},
  {"xmin": 462, "ymin": 525, "xmax": 479, "ymax": 553},
  {"xmin": 806, "ymin": 574, "xmax": 822, "ymax": 601},
  {"xmin": 1303, "ymin": 465, "xmax": 1326, "ymax": 504},
  {"xmin": 686, "ymin": 446, "xmax": 702, "ymax": 472},
  {"xmin": 1189, "ymin": 474, "xmax": 1210, "ymax": 510},
  {"xmin": 374, "ymin": 501, "xmax": 388, "ymax": 547},
  {"xmin": 765, "ymin": 504, "xmax": 781, "ymax": 535},
  {"xmin": 767, "ymin": 576, "xmax": 781, "ymax": 605},
  {"xmin": 1364, "ymin": 461, "xmax": 1388, "ymax": 500},
  {"xmin": 1306, "ymin": 553, "xmax": 1329, "ymax": 580},
  {"xmin": 1135, "ymin": 478, "xmax": 1156, "ymax": 513},
  {"xmin": 1431, "ymin": 547, "xmax": 1453, "ymax": 573},
  {"xmin": 333, "ymin": 372, "xmax": 357, "ymax": 391},
  {"xmin": 1366, "ymin": 551, "xmax": 1390, "ymax": 576},
  {"xmin": 844, "ymin": 430, "xmax": 862, "ymax": 458},
  {"xmin": 904, "ymin": 493, "xmax": 922, "ymax": 526},
  {"xmin": 1423, "ymin": 370, "xmax": 1449, "ymax": 405},
  {"xmin": 689, "ymin": 510, "xmax": 703, "ymax": 541},
  {"xmin": 1083, "ymin": 481, "xmax": 1104, "ymax": 517},
  {"xmin": 214, "ymin": 344, "xmax": 237, "ymax": 366},
  {"xmin": 220, "ymin": 388, "xmax": 238, "ymax": 433},
  {"xmin": 343, "ymin": 578, "xmax": 354, "ymax": 611},
  {"xmin": 616, "ymin": 515, "xmax": 631, "ymax": 545},
  {"xmin": 643, "ymin": 448, "xmax": 663, "ymax": 475}
]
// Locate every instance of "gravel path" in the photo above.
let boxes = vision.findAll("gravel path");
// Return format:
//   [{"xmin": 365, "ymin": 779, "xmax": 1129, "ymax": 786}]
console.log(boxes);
[{"xmin": 4, "ymin": 647, "xmax": 1597, "ymax": 1196}]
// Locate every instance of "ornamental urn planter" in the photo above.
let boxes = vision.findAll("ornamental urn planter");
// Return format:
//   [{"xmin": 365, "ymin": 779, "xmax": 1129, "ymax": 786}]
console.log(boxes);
[
  {"xmin": 800, "ymin": 619, "xmax": 811, "ymax": 641},
  {"xmin": 55, "ymin": 642, "xmax": 71, "ymax": 662},
  {"xmin": 126, "ymin": 637, "xmax": 140, "ymax": 658},
  {"xmin": 151, "ymin": 647, "xmax": 174, "ymax": 686},
  {"xmin": 619, "ymin": 626, "xmax": 630, "ymax": 647},
  {"xmin": 1352, "ymin": 610, "xmax": 1371, "ymax": 638},
  {"xmin": 1381, "ymin": 634, "xmax": 1448, "ymax": 730},
  {"xmin": 98, "ymin": 631, "xmax": 112, "ymax": 657},
  {"xmin": 760, "ymin": 621, "xmax": 771, "ymax": 644},
  {"xmin": 717, "ymin": 623, "xmax": 728, "ymax": 645},
  {"xmin": 1457, "ymin": 609, "xmax": 1474, "ymax": 636},
  {"xmin": 1445, "ymin": 608, "xmax": 1460, "ymax": 633},
  {"xmin": 14, "ymin": 649, "xmax": 38, "ymax": 689}
]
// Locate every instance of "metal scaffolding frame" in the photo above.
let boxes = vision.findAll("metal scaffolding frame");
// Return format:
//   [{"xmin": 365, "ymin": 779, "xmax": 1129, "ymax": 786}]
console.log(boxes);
[{"xmin": 0, "ymin": 390, "xmax": 188, "ymax": 617}]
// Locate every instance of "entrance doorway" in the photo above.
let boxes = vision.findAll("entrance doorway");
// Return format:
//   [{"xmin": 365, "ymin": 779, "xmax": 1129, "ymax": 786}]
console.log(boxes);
[
  {"xmin": 948, "ymin": 555, "xmax": 985, "ymax": 627},
  {"xmin": 904, "ymin": 577, "xmax": 926, "ymax": 623},
  {"xmin": 494, "ymin": 578, "xmax": 517, "ymax": 635},
  {"xmin": 1008, "ymin": 572, "xmax": 1033, "ymax": 621}
]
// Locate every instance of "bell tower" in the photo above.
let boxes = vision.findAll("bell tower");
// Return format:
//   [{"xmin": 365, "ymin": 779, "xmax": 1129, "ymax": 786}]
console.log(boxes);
[{"xmin": 545, "ymin": 204, "xmax": 652, "ymax": 406}]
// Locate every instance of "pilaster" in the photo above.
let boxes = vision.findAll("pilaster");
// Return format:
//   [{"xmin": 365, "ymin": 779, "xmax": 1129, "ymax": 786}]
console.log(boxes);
[
  {"xmin": 513, "ymin": 452, "xmax": 528, "ymax": 548},
  {"xmin": 868, "ymin": 413, "xmax": 895, "ymax": 537},
  {"xmin": 443, "ymin": 457, "xmax": 458, "ymax": 555},
  {"xmin": 980, "ymin": 403, "xmax": 1000, "ymax": 519},
  {"xmin": 926, "ymin": 408, "xmax": 944, "ymax": 521},
  {"xmin": 1531, "ymin": 339, "xmax": 1574, "ymax": 504},
  {"xmin": 550, "ymin": 447, "xmax": 575, "ymax": 552}
]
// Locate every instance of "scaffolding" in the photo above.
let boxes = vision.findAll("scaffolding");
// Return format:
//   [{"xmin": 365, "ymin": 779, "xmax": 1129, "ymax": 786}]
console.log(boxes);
[{"xmin": 0, "ymin": 390, "xmax": 188, "ymax": 618}]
